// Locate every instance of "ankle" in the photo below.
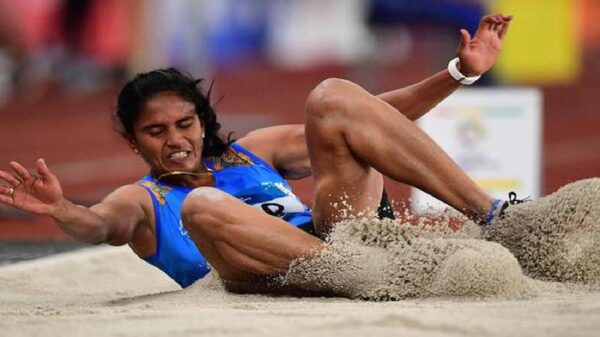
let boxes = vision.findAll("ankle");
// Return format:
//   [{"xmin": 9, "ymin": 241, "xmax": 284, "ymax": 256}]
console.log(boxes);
[{"xmin": 479, "ymin": 199, "xmax": 504, "ymax": 227}]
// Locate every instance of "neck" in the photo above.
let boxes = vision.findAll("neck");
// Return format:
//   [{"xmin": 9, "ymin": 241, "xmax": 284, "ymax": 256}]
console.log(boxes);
[{"xmin": 152, "ymin": 167, "xmax": 215, "ymax": 188}]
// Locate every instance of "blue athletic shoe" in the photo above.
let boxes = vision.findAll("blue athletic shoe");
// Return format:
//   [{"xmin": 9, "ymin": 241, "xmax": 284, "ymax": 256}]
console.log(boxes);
[
  {"xmin": 480, "ymin": 192, "xmax": 531, "ymax": 228},
  {"xmin": 483, "ymin": 178, "xmax": 600, "ymax": 283}
]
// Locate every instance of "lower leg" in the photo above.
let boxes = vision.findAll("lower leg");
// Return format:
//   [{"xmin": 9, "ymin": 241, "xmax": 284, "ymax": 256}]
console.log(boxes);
[
  {"xmin": 181, "ymin": 187, "xmax": 325, "ymax": 281},
  {"xmin": 306, "ymin": 78, "xmax": 494, "ymax": 221}
]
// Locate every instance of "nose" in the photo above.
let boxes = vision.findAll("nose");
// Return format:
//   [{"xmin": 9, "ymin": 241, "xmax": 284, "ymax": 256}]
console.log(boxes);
[{"xmin": 165, "ymin": 129, "xmax": 185, "ymax": 147}]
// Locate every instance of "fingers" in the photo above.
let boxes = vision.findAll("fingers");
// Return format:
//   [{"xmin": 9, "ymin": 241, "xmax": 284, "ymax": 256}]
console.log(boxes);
[
  {"xmin": 483, "ymin": 13, "xmax": 511, "ymax": 24},
  {"xmin": 0, "ymin": 169, "xmax": 22, "ymax": 187},
  {"xmin": 458, "ymin": 29, "xmax": 471, "ymax": 50},
  {"xmin": 9, "ymin": 161, "xmax": 34, "ymax": 184},
  {"xmin": 2, "ymin": 160, "xmax": 52, "ymax": 188},
  {"xmin": 36, "ymin": 158, "xmax": 54, "ymax": 182},
  {"xmin": 0, "ymin": 185, "xmax": 14, "ymax": 196},
  {"xmin": 0, "ymin": 194, "xmax": 14, "ymax": 205},
  {"xmin": 479, "ymin": 15, "xmax": 494, "ymax": 30},
  {"xmin": 0, "ymin": 185, "xmax": 15, "ymax": 205},
  {"xmin": 498, "ymin": 17, "xmax": 512, "ymax": 40},
  {"xmin": 480, "ymin": 13, "xmax": 513, "ymax": 32},
  {"xmin": 491, "ymin": 14, "xmax": 503, "ymax": 33},
  {"xmin": 475, "ymin": 13, "xmax": 513, "ymax": 42},
  {"xmin": 0, "ymin": 163, "xmax": 26, "ymax": 207}
]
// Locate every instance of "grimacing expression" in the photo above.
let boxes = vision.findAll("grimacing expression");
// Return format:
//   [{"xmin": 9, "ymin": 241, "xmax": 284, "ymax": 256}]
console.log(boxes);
[{"xmin": 131, "ymin": 92, "xmax": 204, "ymax": 176}]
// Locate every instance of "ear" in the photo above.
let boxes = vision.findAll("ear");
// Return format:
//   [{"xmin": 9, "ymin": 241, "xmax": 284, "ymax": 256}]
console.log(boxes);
[{"xmin": 126, "ymin": 135, "xmax": 140, "ymax": 154}]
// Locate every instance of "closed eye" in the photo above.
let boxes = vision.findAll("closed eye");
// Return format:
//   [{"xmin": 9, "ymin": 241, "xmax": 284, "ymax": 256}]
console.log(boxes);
[
  {"xmin": 177, "ymin": 116, "xmax": 196, "ymax": 129},
  {"xmin": 147, "ymin": 127, "xmax": 164, "ymax": 137}
]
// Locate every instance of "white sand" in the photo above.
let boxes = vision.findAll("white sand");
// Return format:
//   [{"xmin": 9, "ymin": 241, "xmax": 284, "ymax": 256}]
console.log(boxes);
[
  {"xmin": 486, "ymin": 178, "xmax": 600, "ymax": 284},
  {"xmin": 2, "ymin": 179, "xmax": 600, "ymax": 336},
  {"xmin": 283, "ymin": 178, "xmax": 600, "ymax": 300}
]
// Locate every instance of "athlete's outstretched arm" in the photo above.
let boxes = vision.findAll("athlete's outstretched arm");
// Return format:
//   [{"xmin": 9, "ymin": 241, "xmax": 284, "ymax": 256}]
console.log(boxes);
[
  {"xmin": 0, "ymin": 159, "xmax": 147, "ymax": 245},
  {"xmin": 234, "ymin": 14, "xmax": 513, "ymax": 181},
  {"xmin": 377, "ymin": 13, "xmax": 512, "ymax": 120}
]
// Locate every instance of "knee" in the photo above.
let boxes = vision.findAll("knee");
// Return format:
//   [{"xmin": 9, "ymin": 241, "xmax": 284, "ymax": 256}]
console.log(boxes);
[
  {"xmin": 305, "ymin": 78, "xmax": 358, "ymax": 119},
  {"xmin": 181, "ymin": 187, "xmax": 228, "ymax": 233}
]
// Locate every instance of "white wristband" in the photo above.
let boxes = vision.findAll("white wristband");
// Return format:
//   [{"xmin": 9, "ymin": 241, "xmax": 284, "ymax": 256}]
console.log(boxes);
[{"xmin": 447, "ymin": 57, "xmax": 481, "ymax": 85}]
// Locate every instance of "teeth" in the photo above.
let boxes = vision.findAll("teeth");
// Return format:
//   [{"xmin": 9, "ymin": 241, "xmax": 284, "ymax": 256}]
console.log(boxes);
[{"xmin": 169, "ymin": 151, "xmax": 188, "ymax": 159}]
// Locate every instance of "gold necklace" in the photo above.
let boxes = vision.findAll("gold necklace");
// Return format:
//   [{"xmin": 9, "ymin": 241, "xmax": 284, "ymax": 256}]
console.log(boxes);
[{"xmin": 155, "ymin": 168, "xmax": 214, "ymax": 182}]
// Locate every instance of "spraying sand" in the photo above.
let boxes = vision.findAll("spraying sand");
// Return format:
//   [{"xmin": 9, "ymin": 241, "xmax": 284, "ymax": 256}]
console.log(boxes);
[
  {"xmin": 282, "ymin": 178, "xmax": 600, "ymax": 300},
  {"xmin": 1, "ymin": 179, "xmax": 600, "ymax": 336},
  {"xmin": 486, "ymin": 178, "xmax": 600, "ymax": 284},
  {"xmin": 283, "ymin": 220, "xmax": 532, "ymax": 300}
]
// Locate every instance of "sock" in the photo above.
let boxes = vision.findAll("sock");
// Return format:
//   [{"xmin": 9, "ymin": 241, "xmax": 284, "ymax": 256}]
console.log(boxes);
[{"xmin": 480, "ymin": 199, "xmax": 504, "ymax": 228}]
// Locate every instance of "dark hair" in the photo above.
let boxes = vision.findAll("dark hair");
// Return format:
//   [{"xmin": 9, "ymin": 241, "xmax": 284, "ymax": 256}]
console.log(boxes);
[{"xmin": 115, "ymin": 68, "xmax": 231, "ymax": 157}]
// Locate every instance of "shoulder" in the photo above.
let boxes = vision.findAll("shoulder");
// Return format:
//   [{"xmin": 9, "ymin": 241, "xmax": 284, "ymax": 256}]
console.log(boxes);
[
  {"xmin": 236, "ymin": 125, "xmax": 305, "ymax": 160},
  {"xmin": 236, "ymin": 125, "xmax": 310, "ymax": 179},
  {"xmin": 91, "ymin": 183, "xmax": 157, "ymax": 250},
  {"xmin": 104, "ymin": 183, "xmax": 153, "ymax": 205},
  {"xmin": 93, "ymin": 183, "xmax": 154, "ymax": 226}
]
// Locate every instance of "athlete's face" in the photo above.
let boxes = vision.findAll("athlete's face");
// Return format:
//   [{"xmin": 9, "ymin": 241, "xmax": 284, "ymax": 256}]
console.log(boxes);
[{"xmin": 130, "ymin": 92, "xmax": 204, "ymax": 176}]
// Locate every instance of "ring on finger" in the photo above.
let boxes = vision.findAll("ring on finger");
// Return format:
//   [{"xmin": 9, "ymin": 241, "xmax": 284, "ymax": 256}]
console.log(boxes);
[{"xmin": 7, "ymin": 187, "xmax": 14, "ymax": 196}]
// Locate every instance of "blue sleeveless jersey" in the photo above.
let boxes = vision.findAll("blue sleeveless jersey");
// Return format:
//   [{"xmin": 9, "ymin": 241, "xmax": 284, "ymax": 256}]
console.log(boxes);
[{"xmin": 137, "ymin": 143, "xmax": 312, "ymax": 287}]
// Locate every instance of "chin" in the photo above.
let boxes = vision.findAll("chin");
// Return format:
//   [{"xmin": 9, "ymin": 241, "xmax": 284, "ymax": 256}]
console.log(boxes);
[
  {"xmin": 177, "ymin": 162, "xmax": 202, "ymax": 172},
  {"xmin": 159, "ymin": 159, "xmax": 197, "ymax": 172}
]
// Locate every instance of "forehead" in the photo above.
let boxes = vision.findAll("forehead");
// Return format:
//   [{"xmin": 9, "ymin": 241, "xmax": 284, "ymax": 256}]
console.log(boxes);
[{"xmin": 142, "ymin": 92, "xmax": 195, "ymax": 117}]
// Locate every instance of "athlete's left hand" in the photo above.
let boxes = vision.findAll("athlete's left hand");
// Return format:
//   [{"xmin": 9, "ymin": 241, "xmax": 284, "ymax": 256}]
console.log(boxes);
[{"xmin": 457, "ymin": 13, "xmax": 513, "ymax": 76}]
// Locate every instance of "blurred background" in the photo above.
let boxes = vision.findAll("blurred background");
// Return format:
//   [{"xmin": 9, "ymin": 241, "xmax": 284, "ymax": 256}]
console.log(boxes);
[{"xmin": 0, "ymin": 0, "xmax": 599, "ymax": 260}]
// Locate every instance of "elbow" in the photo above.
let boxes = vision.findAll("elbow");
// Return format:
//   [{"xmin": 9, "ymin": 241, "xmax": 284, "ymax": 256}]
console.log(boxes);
[
  {"xmin": 83, "ymin": 228, "xmax": 112, "ymax": 245},
  {"xmin": 56, "ymin": 222, "xmax": 109, "ymax": 245},
  {"xmin": 103, "ymin": 224, "xmax": 134, "ymax": 246}
]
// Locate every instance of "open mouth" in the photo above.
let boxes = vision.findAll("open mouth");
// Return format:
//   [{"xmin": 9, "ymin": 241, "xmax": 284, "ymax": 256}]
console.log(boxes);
[{"xmin": 167, "ymin": 151, "xmax": 191, "ymax": 160}]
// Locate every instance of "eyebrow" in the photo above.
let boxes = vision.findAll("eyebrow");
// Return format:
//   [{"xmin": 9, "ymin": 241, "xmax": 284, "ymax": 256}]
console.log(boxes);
[
  {"xmin": 140, "ymin": 114, "xmax": 196, "ymax": 132},
  {"xmin": 140, "ymin": 123, "xmax": 164, "ymax": 132}
]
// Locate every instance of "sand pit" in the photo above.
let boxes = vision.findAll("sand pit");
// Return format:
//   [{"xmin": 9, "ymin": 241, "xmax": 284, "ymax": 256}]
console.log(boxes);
[
  {"xmin": 282, "ymin": 179, "xmax": 600, "ymax": 300},
  {"xmin": 2, "ymin": 246, "xmax": 600, "ymax": 337},
  {"xmin": 486, "ymin": 178, "xmax": 600, "ymax": 284},
  {"xmin": 2, "ymin": 179, "xmax": 600, "ymax": 336}
]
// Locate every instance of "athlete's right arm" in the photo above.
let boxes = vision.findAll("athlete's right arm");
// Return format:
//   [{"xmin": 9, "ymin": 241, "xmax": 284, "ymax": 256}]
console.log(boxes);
[
  {"xmin": 0, "ymin": 159, "xmax": 147, "ymax": 245},
  {"xmin": 377, "ymin": 13, "xmax": 512, "ymax": 121}
]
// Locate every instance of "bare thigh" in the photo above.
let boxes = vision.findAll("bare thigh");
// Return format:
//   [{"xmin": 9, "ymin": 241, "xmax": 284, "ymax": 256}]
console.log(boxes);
[
  {"xmin": 181, "ymin": 187, "xmax": 324, "ymax": 282},
  {"xmin": 306, "ymin": 78, "xmax": 494, "ymax": 225},
  {"xmin": 305, "ymin": 79, "xmax": 387, "ymax": 233}
]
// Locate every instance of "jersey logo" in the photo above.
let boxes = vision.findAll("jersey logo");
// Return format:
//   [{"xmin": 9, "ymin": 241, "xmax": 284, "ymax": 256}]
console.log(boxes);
[
  {"xmin": 139, "ymin": 181, "xmax": 172, "ymax": 205},
  {"xmin": 261, "ymin": 203, "xmax": 285, "ymax": 217},
  {"xmin": 208, "ymin": 146, "xmax": 254, "ymax": 170},
  {"xmin": 235, "ymin": 182, "xmax": 306, "ymax": 220}
]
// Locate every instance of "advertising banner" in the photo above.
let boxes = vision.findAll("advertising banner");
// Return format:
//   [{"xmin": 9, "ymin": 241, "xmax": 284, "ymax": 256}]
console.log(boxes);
[{"xmin": 412, "ymin": 88, "xmax": 542, "ymax": 213}]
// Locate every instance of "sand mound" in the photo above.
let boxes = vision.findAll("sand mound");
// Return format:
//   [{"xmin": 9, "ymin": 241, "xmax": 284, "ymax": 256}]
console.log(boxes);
[
  {"xmin": 485, "ymin": 178, "xmax": 600, "ymax": 284},
  {"xmin": 282, "ymin": 178, "xmax": 600, "ymax": 300},
  {"xmin": 283, "ymin": 217, "xmax": 531, "ymax": 300}
]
